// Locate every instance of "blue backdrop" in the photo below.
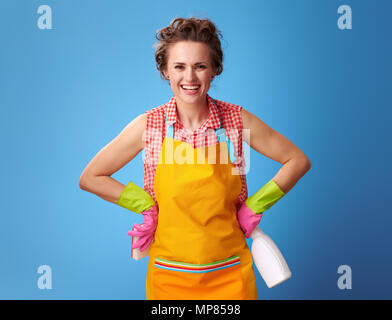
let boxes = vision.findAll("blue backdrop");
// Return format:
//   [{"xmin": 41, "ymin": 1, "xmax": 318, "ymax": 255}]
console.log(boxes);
[{"xmin": 1, "ymin": 0, "xmax": 391, "ymax": 299}]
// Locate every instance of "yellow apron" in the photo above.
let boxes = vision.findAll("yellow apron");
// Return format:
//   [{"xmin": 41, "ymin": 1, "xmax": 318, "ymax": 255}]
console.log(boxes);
[{"xmin": 146, "ymin": 98, "xmax": 258, "ymax": 300}]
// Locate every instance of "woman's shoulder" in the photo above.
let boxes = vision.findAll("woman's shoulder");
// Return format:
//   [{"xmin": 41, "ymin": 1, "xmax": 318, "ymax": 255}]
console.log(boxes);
[
  {"xmin": 213, "ymin": 98, "xmax": 243, "ymax": 113},
  {"xmin": 145, "ymin": 102, "xmax": 167, "ymax": 114},
  {"xmin": 213, "ymin": 97, "xmax": 260, "ymax": 131},
  {"xmin": 144, "ymin": 102, "xmax": 168, "ymax": 132},
  {"xmin": 212, "ymin": 97, "xmax": 245, "ymax": 129}
]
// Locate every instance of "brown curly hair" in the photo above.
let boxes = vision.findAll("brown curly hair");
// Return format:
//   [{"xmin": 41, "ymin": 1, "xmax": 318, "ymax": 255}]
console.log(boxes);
[{"xmin": 154, "ymin": 17, "xmax": 224, "ymax": 81}]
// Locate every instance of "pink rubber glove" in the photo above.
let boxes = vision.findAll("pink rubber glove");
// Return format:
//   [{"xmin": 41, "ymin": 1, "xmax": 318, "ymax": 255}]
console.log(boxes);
[
  {"xmin": 127, "ymin": 205, "xmax": 158, "ymax": 251},
  {"xmin": 237, "ymin": 202, "xmax": 262, "ymax": 238}
]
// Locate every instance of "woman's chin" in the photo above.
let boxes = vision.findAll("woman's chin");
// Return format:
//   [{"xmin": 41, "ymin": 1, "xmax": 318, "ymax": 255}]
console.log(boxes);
[{"xmin": 177, "ymin": 91, "xmax": 206, "ymax": 103}]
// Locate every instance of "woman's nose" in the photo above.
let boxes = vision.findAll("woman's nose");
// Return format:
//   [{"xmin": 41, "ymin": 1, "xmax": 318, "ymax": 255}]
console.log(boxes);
[{"xmin": 185, "ymin": 67, "xmax": 196, "ymax": 82}]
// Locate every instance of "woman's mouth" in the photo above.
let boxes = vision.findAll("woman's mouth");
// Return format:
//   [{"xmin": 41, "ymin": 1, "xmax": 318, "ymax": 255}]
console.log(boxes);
[{"xmin": 180, "ymin": 85, "xmax": 201, "ymax": 95}]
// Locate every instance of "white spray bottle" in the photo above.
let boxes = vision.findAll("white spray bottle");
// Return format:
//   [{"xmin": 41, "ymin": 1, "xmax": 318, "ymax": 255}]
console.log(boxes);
[{"xmin": 250, "ymin": 226, "xmax": 292, "ymax": 288}]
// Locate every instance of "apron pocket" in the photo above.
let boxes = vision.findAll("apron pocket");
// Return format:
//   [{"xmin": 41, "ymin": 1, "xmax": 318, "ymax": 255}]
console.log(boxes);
[{"xmin": 152, "ymin": 255, "xmax": 247, "ymax": 300}]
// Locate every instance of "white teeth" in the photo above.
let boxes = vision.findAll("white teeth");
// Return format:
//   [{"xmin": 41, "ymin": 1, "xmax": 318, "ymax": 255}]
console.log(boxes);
[{"xmin": 181, "ymin": 85, "xmax": 200, "ymax": 90}]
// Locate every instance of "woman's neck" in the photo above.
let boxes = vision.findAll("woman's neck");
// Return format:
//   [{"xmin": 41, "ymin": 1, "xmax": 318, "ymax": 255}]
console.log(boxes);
[{"xmin": 175, "ymin": 96, "xmax": 210, "ymax": 131}]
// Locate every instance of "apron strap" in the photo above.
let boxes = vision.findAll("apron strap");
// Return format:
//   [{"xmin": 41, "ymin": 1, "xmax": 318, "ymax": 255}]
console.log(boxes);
[
  {"xmin": 211, "ymin": 98, "xmax": 237, "ymax": 164},
  {"xmin": 166, "ymin": 119, "xmax": 174, "ymax": 139}
]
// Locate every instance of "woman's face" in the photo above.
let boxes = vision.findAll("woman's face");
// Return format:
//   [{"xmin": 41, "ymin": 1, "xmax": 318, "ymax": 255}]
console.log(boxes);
[{"xmin": 163, "ymin": 41, "xmax": 216, "ymax": 106}]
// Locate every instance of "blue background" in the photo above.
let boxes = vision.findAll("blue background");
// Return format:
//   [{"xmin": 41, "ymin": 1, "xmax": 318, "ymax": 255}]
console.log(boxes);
[{"xmin": 1, "ymin": 0, "xmax": 391, "ymax": 299}]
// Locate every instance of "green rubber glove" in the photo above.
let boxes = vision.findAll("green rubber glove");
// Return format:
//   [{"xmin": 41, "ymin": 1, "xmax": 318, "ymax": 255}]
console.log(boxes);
[
  {"xmin": 116, "ymin": 181, "xmax": 156, "ymax": 213},
  {"xmin": 245, "ymin": 179, "xmax": 285, "ymax": 214}
]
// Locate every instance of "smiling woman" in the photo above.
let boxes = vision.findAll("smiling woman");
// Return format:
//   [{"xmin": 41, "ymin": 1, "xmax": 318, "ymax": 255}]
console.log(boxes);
[
  {"xmin": 162, "ymin": 41, "xmax": 215, "ymax": 130},
  {"xmin": 79, "ymin": 16, "xmax": 310, "ymax": 301},
  {"xmin": 154, "ymin": 18, "xmax": 223, "ymax": 131}
]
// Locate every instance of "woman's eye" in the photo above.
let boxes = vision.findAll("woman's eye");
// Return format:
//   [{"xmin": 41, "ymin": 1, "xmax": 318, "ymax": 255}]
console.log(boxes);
[{"xmin": 174, "ymin": 65, "xmax": 206, "ymax": 69}]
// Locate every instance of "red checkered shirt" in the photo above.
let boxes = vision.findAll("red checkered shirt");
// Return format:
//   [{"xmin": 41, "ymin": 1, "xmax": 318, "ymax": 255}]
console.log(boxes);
[{"xmin": 143, "ymin": 93, "xmax": 248, "ymax": 211}]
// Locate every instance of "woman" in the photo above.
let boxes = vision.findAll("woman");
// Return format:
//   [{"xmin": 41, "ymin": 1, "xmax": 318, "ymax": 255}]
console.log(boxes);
[{"xmin": 79, "ymin": 17, "xmax": 311, "ymax": 300}]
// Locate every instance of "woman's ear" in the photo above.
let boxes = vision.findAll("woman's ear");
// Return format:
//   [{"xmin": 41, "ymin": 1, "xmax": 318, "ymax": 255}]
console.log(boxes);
[
  {"xmin": 163, "ymin": 69, "xmax": 169, "ymax": 80},
  {"xmin": 211, "ymin": 68, "xmax": 217, "ymax": 80}
]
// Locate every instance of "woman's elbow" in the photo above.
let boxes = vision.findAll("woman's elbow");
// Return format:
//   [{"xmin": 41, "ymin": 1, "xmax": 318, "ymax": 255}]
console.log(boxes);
[
  {"xmin": 292, "ymin": 151, "xmax": 311, "ymax": 173},
  {"xmin": 79, "ymin": 173, "xmax": 92, "ymax": 191},
  {"xmin": 301, "ymin": 155, "xmax": 311, "ymax": 172}
]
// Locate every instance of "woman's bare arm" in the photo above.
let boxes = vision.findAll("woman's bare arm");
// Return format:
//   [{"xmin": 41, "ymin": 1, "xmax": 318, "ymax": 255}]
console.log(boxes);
[
  {"xmin": 241, "ymin": 108, "xmax": 311, "ymax": 194},
  {"xmin": 79, "ymin": 113, "xmax": 147, "ymax": 203}
]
